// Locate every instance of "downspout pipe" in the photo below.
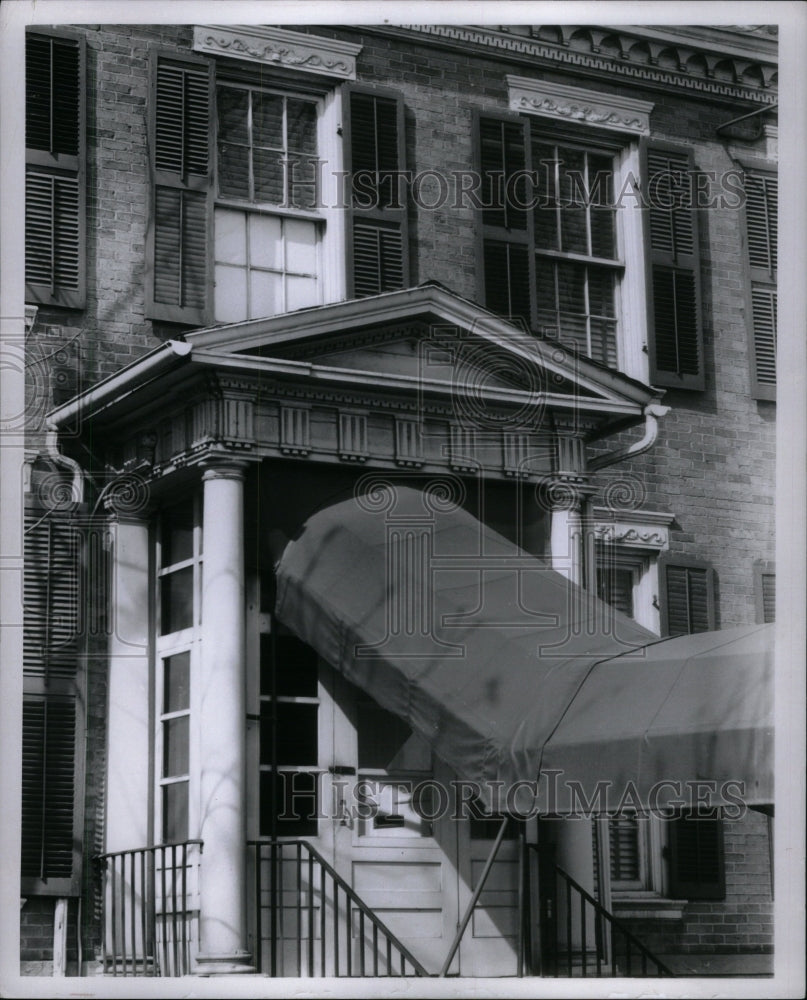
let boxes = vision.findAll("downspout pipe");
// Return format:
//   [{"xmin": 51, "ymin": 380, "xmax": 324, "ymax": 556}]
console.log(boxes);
[
  {"xmin": 587, "ymin": 402, "xmax": 670, "ymax": 472},
  {"xmin": 43, "ymin": 340, "xmax": 193, "ymax": 506},
  {"xmin": 45, "ymin": 420, "xmax": 85, "ymax": 505}
]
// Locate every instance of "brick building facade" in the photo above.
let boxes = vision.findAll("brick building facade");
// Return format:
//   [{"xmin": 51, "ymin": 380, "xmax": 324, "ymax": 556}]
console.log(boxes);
[{"xmin": 14, "ymin": 20, "xmax": 776, "ymax": 980}]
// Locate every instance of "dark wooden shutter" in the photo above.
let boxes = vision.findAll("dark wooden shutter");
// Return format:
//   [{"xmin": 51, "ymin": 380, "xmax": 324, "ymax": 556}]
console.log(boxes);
[
  {"xmin": 25, "ymin": 30, "xmax": 85, "ymax": 308},
  {"xmin": 744, "ymin": 171, "xmax": 777, "ymax": 399},
  {"xmin": 644, "ymin": 143, "xmax": 704, "ymax": 390},
  {"xmin": 22, "ymin": 506, "xmax": 86, "ymax": 895},
  {"xmin": 754, "ymin": 561, "xmax": 775, "ymax": 624},
  {"xmin": 146, "ymin": 52, "xmax": 213, "ymax": 324},
  {"xmin": 476, "ymin": 112, "xmax": 533, "ymax": 327},
  {"xmin": 668, "ymin": 814, "xmax": 725, "ymax": 899},
  {"xmin": 661, "ymin": 559, "xmax": 716, "ymax": 636},
  {"xmin": 343, "ymin": 85, "xmax": 409, "ymax": 298}
]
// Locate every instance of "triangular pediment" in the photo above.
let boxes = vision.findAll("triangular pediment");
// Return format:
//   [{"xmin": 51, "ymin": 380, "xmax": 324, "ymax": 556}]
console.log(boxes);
[{"xmin": 186, "ymin": 284, "xmax": 659, "ymax": 416}]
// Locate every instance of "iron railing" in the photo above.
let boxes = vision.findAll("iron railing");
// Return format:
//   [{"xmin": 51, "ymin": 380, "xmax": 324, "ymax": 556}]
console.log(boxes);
[
  {"xmin": 531, "ymin": 844, "xmax": 672, "ymax": 977},
  {"xmin": 94, "ymin": 840, "xmax": 202, "ymax": 977},
  {"xmin": 248, "ymin": 840, "xmax": 428, "ymax": 977}
]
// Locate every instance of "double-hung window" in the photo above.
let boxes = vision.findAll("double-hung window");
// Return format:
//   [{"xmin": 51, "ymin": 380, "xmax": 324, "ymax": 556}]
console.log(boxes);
[
  {"xmin": 214, "ymin": 84, "xmax": 323, "ymax": 322},
  {"xmin": 478, "ymin": 80, "xmax": 706, "ymax": 389},
  {"xmin": 25, "ymin": 29, "xmax": 86, "ymax": 308},
  {"xmin": 147, "ymin": 39, "xmax": 408, "ymax": 328}
]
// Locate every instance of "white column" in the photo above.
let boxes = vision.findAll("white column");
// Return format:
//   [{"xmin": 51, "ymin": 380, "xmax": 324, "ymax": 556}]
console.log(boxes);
[
  {"xmin": 196, "ymin": 462, "xmax": 253, "ymax": 973},
  {"xmin": 106, "ymin": 514, "xmax": 151, "ymax": 851},
  {"xmin": 550, "ymin": 502, "xmax": 584, "ymax": 586}
]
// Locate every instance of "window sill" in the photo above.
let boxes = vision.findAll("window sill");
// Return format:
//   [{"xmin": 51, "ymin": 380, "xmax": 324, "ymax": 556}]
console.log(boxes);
[{"xmin": 610, "ymin": 892, "xmax": 688, "ymax": 921}]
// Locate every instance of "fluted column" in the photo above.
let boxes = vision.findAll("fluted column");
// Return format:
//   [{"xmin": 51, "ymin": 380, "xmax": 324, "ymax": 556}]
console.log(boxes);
[{"xmin": 196, "ymin": 461, "xmax": 253, "ymax": 973}]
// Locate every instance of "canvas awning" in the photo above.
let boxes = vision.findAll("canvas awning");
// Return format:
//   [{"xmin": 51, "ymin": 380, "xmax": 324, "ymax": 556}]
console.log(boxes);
[{"xmin": 274, "ymin": 486, "xmax": 773, "ymax": 815}]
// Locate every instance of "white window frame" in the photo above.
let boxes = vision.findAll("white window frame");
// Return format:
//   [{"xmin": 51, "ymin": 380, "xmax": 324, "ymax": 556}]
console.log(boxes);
[
  {"xmin": 155, "ymin": 495, "xmax": 203, "ymax": 847},
  {"xmin": 508, "ymin": 76, "xmax": 653, "ymax": 384},
  {"xmin": 592, "ymin": 506, "xmax": 688, "ymax": 914},
  {"xmin": 211, "ymin": 79, "xmax": 345, "ymax": 324}
]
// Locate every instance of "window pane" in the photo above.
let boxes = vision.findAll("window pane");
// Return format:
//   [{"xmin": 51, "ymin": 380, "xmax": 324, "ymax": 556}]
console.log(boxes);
[
  {"xmin": 260, "ymin": 770, "xmax": 318, "ymax": 836},
  {"xmin": 286, "ymin": 275, "xmax": 319, "ymax": 312},
  {"xmin": 287, "ymin": 99, "xmax": 317, "ymax": 156},
  {"xmin": 160, "ymin": 566, "xmax": 193, "ymax": 634},
  {"xmin": 252, "ymin": 92, "xmax": 283, "ymax": 150},
  {"xmin": 262, "ymin": 634, "xmax": 319, "ymax": 697},
  {"xmin": 249, "ymin": 213, "xmax": 282, "ymax": 270},
  {"xmin": 260, "ymin": 702, "xmax": 318, "ymax": 766},
  {"xmin": 285, "ymin": 219, "xmax": 318, "ymax": 274},
  {"xmin": 288, "ymin": 156, "xmax": 319, "ymax": 210},
  {"xmin": 218, "ymin": 142, "xmax": 250, "ymax": 200},
  {"xmin": 163, "ymin": 651, "xmax": 190, "ymax": 714},
  {"xmin": 163, "ymin": 716, "xmax": 189, "ymax": 777},
  {"xmin": 559, "ymin": 148, "xmax": 588, "ymax": 254},
  {"xmin": 249, "ymin": 269, "xmax": 282, "ymax": 319},
  {"xmin": 555, "ymin": 261, "xmax": 586, "ymax": 313},
  {"xmin": 590, "ymin": 208, "xmax": 616, "ymax": 259},
  {"xmin": 214, "ymin": 263, "xmax": 248, "ymax": 323},
  {"xmin": 358, "ymin": 698, "xmax": 430, "ymax": 771},
  {"xmin": 587, "ymin": 267, "xmax": 615, "ymax": 318},
  {"xmin": 214, "ymin": 209, "xmax": 247, "ymax": 265},
  {"xmin": 217, "ymin": 86, "xmax": 249, "ymax": 146},
  {"xmin": 161, "ymin": 503, "xmax": 194, "ymax": 566},
  {"xmin": 253, "ymin": 147, "xmax": 284, "ymax": 204},
  {"xmin": 163, "ymin": 781, "xmax": 188, "ymax": 842},
  {"xmin": 590, "ymin": 318, "xmax": 618, "ymax": 367}
]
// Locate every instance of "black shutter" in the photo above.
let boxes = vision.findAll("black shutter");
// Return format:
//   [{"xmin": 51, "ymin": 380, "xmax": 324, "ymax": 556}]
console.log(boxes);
[
  {"xmin": 644, "ymin": 143, "xmax": 704, "ymax": 389},
  {"xmin": 668, "ymin": 814, "xmax": 725, "ymax": 900},
  {"xmin": 146, "ymin": 52, "xmax": 213, "ymax": 324},
  {"xmin": 25, "ymin": 30, "xmax": 85, "ymax": 308},
  {"xmin": 475, "ymin": 112, "xmax": 533, "ymax": 327},
  {"xmin": 609, "ymin": 816, "xmax": 642, "ymax": 883},
  {"xmin": 22, "ymin": 507, "xmax": 86, "ymax": 896},
  {"xmin": 661, "ymin": 560, "xmax": 716, "ymax": 636},
  {"xmin": 343, "ymin": 86, "xmax": 409, "ymax": 298},
  {"xmin": 744, "ymin": 171, "xmax": 777, "ymax": 399},
  {"xmin": 754, "ymin": 561, "xmax": 775, "ymax": 624}
]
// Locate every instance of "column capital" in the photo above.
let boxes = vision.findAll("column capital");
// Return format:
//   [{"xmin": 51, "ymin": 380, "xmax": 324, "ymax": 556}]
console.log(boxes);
[{"xmin": 201, "ymin": 458, "xmax": 248, "ymax": 483}]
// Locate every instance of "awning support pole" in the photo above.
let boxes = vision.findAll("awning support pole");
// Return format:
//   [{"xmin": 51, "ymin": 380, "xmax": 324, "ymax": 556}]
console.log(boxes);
[
  {"xmin": 438, "ymin": 816, "xmax": 509, "ymax": 977},
  {"xmin": 517, "ymin": 823, "xmax": 526, "ymax": 977}
]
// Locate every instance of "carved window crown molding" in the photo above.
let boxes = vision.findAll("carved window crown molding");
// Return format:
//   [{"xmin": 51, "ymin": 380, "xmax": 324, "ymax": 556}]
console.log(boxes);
[
  {"xmin": 508, "ymin": 76, "xmax": 654, "ymax": 136},
  {"xmin": 592, "ymin": 507, "xmax": 674, "ymax": 552},
  {"xmin": 193, "ymin": 25, "xmax": 362, "ymax": 80}
]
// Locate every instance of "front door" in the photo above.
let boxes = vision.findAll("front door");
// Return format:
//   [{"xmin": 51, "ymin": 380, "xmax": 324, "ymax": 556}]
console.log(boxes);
[{"xmin": 246, "ymin": 586, "xmax": 520, "ymax": 976}]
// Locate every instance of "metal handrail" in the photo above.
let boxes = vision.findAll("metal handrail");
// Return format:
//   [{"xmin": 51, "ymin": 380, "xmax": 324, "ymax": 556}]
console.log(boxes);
[
  {"xmin": 249, "ymin": 839, "xmax": 429, "ymax": 977},
  {"xmin": 94, "ymin": 840, "xmax": 203, "ymax": 977},
  {"xmin": 529, "ymin": 845, "xmax": 673, "ymax": 977}
]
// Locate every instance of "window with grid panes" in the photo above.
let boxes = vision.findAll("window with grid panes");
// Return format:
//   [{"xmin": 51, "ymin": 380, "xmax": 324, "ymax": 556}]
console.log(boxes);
[
  {"xmin": 533, "ymin": 142, "xmax": 620, "ymax": 367},
  {"xmin": 259, "ymin": 630, "xmax": 320, "ymax": 837},
  {"xmin": 156, "ymin": 498, "xmax": 201, "ymax": 843},
  {"xmin": 214, "ymin": 84, "xmax": 322, "ymax": 322},
  {"xmin": 477, "ymin": 113, "xmax": 706, "ymax": 388},
  {"xmin": 147, "ymin": 55, "xmax": 409, "ymax": 326},
  {"xmin": 744, "ymin": 170, "xmax": 777, "ymax": 398}
]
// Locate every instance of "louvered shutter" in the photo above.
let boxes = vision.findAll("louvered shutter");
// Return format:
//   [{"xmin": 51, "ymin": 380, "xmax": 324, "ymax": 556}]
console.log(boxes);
[
  {"xmin": 668, "ymin": 814, "xmax": 725, "ymax": 899},
  {"xmin": 744, "ymin": 172, "xmax": 777, "ymax": 399},
  {"xmin": 644, "ymin": 143, "xmax": 704, "ymax": 389},
  {"xmin": 661, "ymin": 560, "xmax": 716, "ymax": 636},
  {"xmin": 22, "ymin": 506, "xmax": 86, "ymax": 895},
  {"xmin": 146, "ymin": 52, "xmax": 213, "ymax": 324},
  {"xmin": 476, "ymin": 112, "xmax": 533, "ymax": 326},
  {"xmin": 25, "ymin": 31, "xmax": 85, "ymax": 308},
  {"xmin": 343, "ymin": 86, "xmax": 409, "ymax": 298},
  {"xmin": 754, "ymin": 561, "xmax": 775, "ymax": 624}
]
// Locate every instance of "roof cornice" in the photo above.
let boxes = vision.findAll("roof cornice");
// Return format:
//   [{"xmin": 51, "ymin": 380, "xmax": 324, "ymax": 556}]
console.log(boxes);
[{"xmin": 354, "ymin": 24, "xmax": 777, "ymax": 105}]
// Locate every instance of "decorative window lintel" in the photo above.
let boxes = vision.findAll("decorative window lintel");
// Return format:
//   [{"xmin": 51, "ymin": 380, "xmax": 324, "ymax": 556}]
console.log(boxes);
[
  {"xmin": 507, "ymin": 75, "xmax": 654, "ymax": 136},
  {"xmin": 193, "ymin": 25, "xmax": 362, "ymax": 80}
]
